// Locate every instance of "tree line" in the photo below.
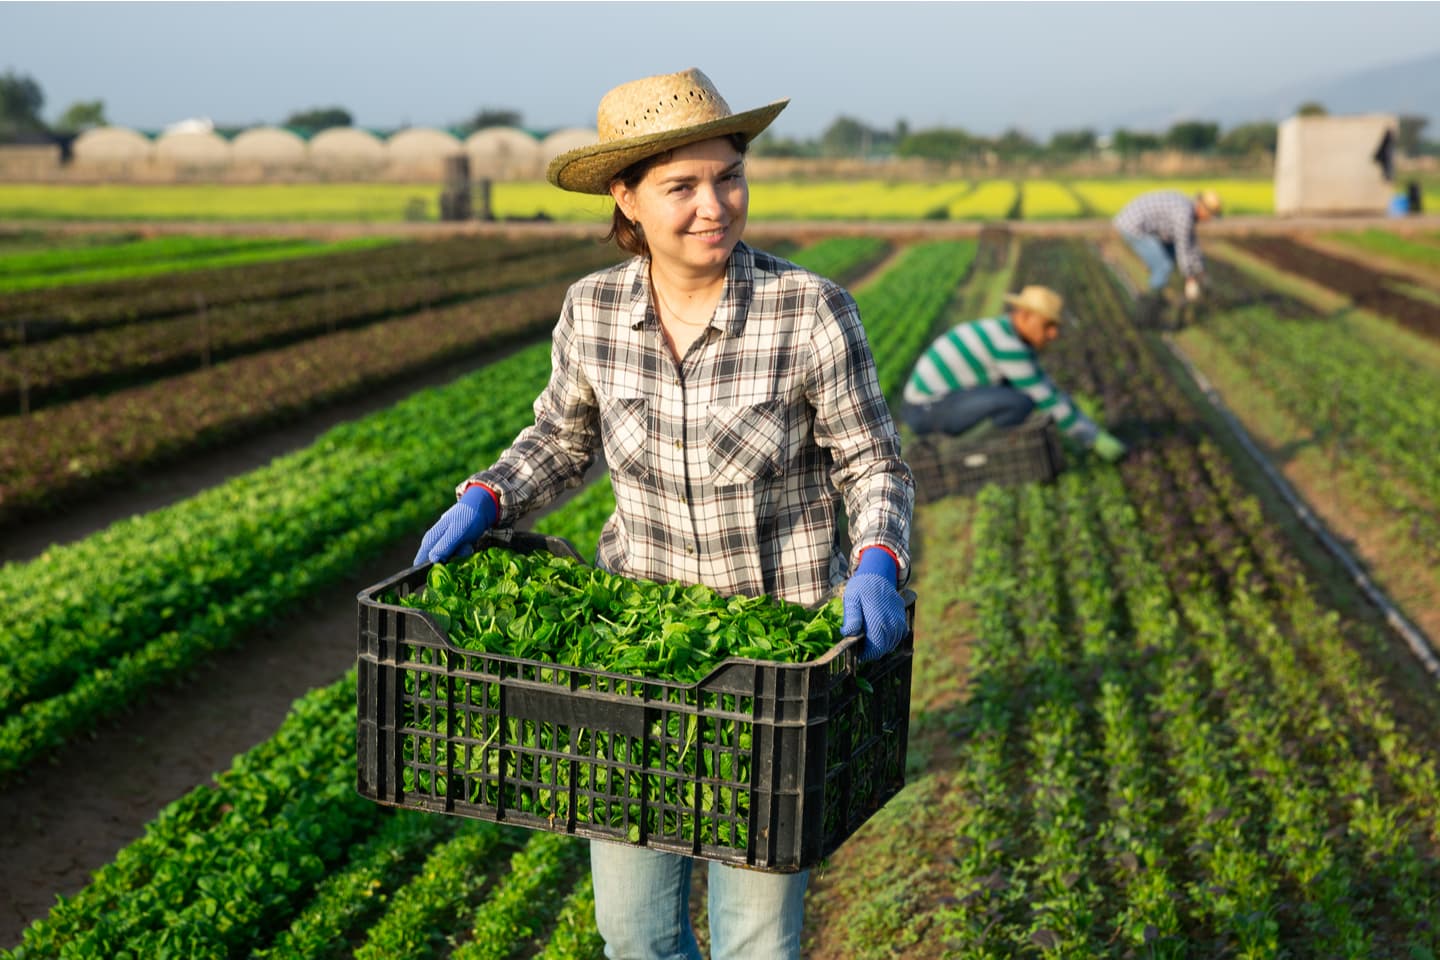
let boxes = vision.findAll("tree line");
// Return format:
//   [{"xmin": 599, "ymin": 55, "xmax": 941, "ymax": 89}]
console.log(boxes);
[
  {"xmin": 751, "ymin": 101, "xmax": 1437, "ymax": 163},
  {"xmin": 3, "ymin": 67, "xmax": 1435, "ymax": 163}
]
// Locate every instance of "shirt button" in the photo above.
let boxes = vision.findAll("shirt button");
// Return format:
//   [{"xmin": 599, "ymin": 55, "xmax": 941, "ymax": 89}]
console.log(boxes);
[
  {"xmin": 679, "ymin": 495, "xmax": 687, "ymax": 504},
  {"xmin": 674, "ymin": 440, "xmax": 683, "ymax": 450},
  {"xmin": 686, "ymin": 544, "xmax": 695, "ymax": 555}
]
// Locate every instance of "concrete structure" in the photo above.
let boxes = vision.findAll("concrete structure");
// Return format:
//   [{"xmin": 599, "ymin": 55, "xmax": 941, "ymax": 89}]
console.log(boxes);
[
  {"xmin": 1275, "ymin": 114, "xmax": 1399, "ymax": 216},
  {"xmin": 465, "ymin": 126, "xmax": 543, "ymax": 179}
]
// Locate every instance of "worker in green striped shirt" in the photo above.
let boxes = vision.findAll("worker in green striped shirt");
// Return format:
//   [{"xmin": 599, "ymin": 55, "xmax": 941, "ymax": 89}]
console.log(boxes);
[{"xmin": 900, "ymin": 284, "xmax": 1128, "ymax": 462}]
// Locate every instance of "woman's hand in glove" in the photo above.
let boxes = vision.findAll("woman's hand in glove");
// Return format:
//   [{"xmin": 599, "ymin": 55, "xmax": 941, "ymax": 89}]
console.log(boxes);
[
  {"xmin": 414, "ymin": 485, "xmax": 498, "ymax": 566},
  {"xmin": 841, "ymin": 548, "xmax": 908, "ymax": 662}
]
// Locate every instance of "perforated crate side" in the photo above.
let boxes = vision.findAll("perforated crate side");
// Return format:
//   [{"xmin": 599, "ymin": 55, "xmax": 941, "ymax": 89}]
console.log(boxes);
[{"xmin": 356, "ymin": 546, "xmax": 915, "ymax": 872}]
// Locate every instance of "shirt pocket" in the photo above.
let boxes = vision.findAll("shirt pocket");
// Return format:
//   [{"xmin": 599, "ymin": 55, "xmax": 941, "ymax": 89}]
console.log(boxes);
[
  {"xmin": 707, "ymin": 399, "xmax": 787, "ymax": 487},
  {"xmin": 600, "ymin": 396, "xmax": 652, "ymax": 481}
]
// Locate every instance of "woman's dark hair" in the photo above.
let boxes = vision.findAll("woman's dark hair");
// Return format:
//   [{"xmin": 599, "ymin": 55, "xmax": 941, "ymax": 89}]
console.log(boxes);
[{"xmin": 604, "ymin": 133, "xmax": 749, "ymax": 258}]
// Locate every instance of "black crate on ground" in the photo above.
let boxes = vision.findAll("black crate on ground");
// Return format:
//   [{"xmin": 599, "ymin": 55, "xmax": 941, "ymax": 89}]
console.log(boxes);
[
  {"xmin": 356, "ymin": 530, "xmax": 915, "ymax": 873},
  {"xmin": 907, "ymin": 416, "xmax": 1065, "ymax": 504}
]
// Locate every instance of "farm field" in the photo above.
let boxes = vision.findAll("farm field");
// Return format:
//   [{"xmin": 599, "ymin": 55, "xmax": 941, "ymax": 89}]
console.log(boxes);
[
  {"xmin": 3, "ymin": 214, "xmax": 1440, "ymax": 959},
  {"xmin": 0, "ymin": 176, "xmax": 1277, "ymax": 223}
]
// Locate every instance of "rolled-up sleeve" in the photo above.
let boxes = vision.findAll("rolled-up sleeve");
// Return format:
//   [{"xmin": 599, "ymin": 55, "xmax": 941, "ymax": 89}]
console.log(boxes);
[
  {"xmin": 805, "ymin": 284, "xmax": 914, "ymax": 582},
  {"xmin": 463, "ymin": 288, "xmax": 600, "ymax": 522}
]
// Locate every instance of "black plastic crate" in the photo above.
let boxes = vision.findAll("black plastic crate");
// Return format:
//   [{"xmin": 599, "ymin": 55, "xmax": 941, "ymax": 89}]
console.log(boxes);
[
  {"xmin": 356, "ymin": 530, "xmax": 915, "ymax": 873},
  {"xmin": 906, "ymin": 415, "xmax": 1065, "ymax": 504}
]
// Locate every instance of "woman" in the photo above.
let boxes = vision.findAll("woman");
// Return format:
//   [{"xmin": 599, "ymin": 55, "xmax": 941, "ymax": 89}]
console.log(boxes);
[{"xmin": 413, "ymin": 67, "xmax": 913, "ymax": 960}]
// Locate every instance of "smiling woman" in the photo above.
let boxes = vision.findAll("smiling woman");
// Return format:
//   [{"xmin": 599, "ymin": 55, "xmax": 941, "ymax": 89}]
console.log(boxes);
[{"xmin": 407, "ymin": 67, "xmax": 915, "ymax": 960}]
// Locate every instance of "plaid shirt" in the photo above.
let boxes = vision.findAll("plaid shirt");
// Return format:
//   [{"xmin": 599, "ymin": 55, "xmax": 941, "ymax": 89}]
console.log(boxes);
[
  {"xmin": 466, "ymin": 242, "xmax": 913, "ymax": 607},
  {"xmin": 903, "ymin": 314, "xmax": 1099, "ymax": 445},
  {"xmin": 1113, "ymin": 190, "xmax": 1205, "ymax": 278}
]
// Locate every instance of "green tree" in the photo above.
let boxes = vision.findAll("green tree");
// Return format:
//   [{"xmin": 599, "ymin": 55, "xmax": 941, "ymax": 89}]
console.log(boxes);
[
  {"xmin": 1164, "ymin": 120, "xmax": 1220, "ymax": 152},
  {"xmin": 1296, "ymin": 101, "xmax": 1328, "ymax": 117},
  {"xmin": 748, "ymin": 130, "xmax": 815, "ymax": 158},
  {"xmin": 284, "ymin": 106, "xmax": 352, "ymax": 132},
  {"xmin": 1111, "ymin": 128, "xmax": 1161, "ymax": 154},
  {"xmin": 55, "ymin": 99, "xmax": 107, "ymax": 133},
  {"xmin": 1217, "ymin": 121, "xmax": 1277, "ymax": 156},
  {"xmin": 1048, "ymin": 128, "xmax": 1097, "ymax": 154},
  {"xmin": 0, "ymin": 69, "xmax": 46, "ymax": 136},
  {"xmin": 1397, "ymin": 114, "xmax": 1428, "ymax": 156},
  {"xmin": 992, "ymin": 127, "xmax": 1038, "ymax": 161},
  {"xmin": 820, "ymin": 115, "xmax": 871, "ymax": 157},
  {"xmin": 463, "ymin": 108, "xmax": 522, "ymax": 135},
  {"xmin": 897, "ymin": 127, "xmax": 983, "ymax": 163}
]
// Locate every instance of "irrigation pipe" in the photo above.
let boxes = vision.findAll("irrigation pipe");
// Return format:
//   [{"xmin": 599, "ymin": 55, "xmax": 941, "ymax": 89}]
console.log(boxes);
[{"xmin": 1093, "ymin": 244, "xmax": 1440, "ymax": 680}]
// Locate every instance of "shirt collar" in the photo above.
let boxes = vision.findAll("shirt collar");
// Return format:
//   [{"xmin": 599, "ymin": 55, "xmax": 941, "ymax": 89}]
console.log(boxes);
[{"xmin": 626, "ymin": 242, "xmax": 754, "ymax": 337}]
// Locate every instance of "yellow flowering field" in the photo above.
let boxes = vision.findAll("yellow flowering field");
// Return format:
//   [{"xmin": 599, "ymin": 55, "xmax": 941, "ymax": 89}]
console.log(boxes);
[
  {"xmin": 946, "ymin": 181, "xmax": 1018, "ymax": 219},
  {"xmin": 1070, "ymin": 178, "xmax": 1273, "ymax": 216},
  {"xmin": 1021, "ymin": 181, "xmax": 1085, "ymax": 219}
]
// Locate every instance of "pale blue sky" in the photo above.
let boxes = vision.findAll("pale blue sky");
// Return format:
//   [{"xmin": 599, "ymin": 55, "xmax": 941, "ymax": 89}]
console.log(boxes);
[{"xmin": 4, "ymin": 1, "xmax": 1439, "ymax": 137}]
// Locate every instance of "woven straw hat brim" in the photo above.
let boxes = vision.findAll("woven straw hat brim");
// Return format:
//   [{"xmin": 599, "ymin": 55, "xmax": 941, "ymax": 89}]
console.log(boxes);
[
  {"xmin": 1003, "ymin": 290, "xmax": 1063, "ymax": 322},
  {"xmin": 547, "ymin": 99, "xmax": 789, "ymax": 195}
]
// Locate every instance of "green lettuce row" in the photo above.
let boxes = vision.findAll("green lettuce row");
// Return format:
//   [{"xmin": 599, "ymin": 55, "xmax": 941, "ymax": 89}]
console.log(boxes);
[
  {"xmin": 452, "ymin": 832, "xmax": 590, "ymax": 960},
  {"xmin": 252, "ymin": 809, "xmax": 459, "ymax": 960},
  {"xmin": 0, "ymin": 346, "xmax": 555, "ymax": 775},
  {"xmin": 534, "ymin": 874, "xmax": 604, "ymax": 960},
  {"xmin": 349, "ymin": 821, "xmax": 524, "ymax": 960},
  {"xmin": 6, "ymin": 679, "xmax": 355, "ymax": 959}
]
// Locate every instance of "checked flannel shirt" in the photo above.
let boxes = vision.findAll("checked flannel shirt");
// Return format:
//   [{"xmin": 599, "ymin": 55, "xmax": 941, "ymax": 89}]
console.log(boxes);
[
  {"xmin": 1113, "ymin": 190, "xmax": 1206, "ymax": 279},
  {"xmin": 464, "ymin": 241, "xmax": 913, "ymax": 607}
]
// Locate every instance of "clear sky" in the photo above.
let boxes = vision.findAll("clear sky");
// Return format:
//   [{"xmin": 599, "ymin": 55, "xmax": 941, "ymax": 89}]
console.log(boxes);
[{"xmin": 4, "ymin": 1, "xmax": 1439, "ymax": 137}]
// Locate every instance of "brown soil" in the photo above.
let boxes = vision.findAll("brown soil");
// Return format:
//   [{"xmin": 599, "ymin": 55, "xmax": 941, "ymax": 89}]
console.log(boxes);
[{"xmin": 1229, "ymin": 235, "xmax": 1440, "ymax": 340}]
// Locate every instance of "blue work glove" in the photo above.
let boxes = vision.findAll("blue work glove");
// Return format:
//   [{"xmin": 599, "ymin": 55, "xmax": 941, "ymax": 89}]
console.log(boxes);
[
  {"xmin": 841, "ymin": 548, "xmax": 908, "ymax": 662},
  {"xmin": 413, "ymin": 485, "xmax": 498, "ymax": 566}
]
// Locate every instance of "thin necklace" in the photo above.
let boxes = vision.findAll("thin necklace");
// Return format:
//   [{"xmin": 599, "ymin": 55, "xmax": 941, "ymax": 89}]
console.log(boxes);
[{"xmin": 651, "ymin": 279, "xmax": 715, "ymax": 328}]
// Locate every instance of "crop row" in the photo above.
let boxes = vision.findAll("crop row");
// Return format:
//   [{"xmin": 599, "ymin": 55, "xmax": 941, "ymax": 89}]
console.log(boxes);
[
  {"xmin": 924, "ymin": 237, "xmax": 1440, "ymax": 957},
  {"xmin": 1230, "ymin": 235, "xmax": 1440, "ymax": 341},
  {"xmin": 0, "ymin": 278, "xmax": 574, "ymax": 525},
  {"xmin": 0, "ymin": 242, "xmax": 620, "ymax": 412},
  {"xmin": 1188, "ymin": 263, "xmax": 1440, "ymax": 568},
  {"xmin": 0, "ymin": 232, "xmax": 585, "ymax": 344},
  {"xmin": 0, "ymin": 233, "xmax": 390, "ymax": 293},
  {"xmin": 3, "ymin": 233, "xmax": 964, "ymax": 953}
]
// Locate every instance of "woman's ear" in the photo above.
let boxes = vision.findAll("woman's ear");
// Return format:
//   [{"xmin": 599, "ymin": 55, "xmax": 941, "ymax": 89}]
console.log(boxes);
[{"xmin": 609, "ymin": 182, "xmax": 635, "ymax": 222}]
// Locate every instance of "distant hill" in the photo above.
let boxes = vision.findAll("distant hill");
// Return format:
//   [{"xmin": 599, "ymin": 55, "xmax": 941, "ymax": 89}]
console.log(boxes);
[{"xmin": 1102, "ymin": 50, "xmax": 1440, "ymax": 132}]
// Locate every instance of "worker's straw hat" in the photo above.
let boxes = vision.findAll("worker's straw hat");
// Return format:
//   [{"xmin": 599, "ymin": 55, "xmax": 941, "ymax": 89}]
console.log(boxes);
[
  {"xmin": 1003, "ymin": 285, "xmax": 1064, "ymax": 322},
  {"xmin": 547, "ymin": 68, "xmax": 789, "ymax": 195},
  {"xmin": 1196, "ymin": 189, "xmax": 1223, "ymax": 216}
]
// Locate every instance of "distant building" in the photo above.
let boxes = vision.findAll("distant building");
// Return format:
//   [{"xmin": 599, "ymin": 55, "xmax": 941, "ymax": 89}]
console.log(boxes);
[{"xmin": 1275, "ymin": 114, "xmax": 1398, "ymax": 216}]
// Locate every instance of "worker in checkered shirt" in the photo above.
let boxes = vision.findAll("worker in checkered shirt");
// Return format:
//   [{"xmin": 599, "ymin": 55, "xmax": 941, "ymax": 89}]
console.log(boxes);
[
  {"xmin": 1113, "ymin": 188, "xmax": 1223, "ymax": 305},
  {"xmin": 412, "ymin": 68, "xmax": 911, "ymax": 960},
  {"xmin": 900, "ymin": 285, "xmax": 1128, "ymax": 463}
]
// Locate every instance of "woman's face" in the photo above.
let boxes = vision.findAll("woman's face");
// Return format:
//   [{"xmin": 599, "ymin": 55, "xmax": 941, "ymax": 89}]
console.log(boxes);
[{"xmin": 610, "ymin": 137, "xmax": 748, "ymax": 275}]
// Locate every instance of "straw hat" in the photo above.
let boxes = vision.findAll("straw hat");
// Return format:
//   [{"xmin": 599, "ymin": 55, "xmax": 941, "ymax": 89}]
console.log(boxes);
[
  {"xmin": 546, "ymin": 68, "xmax": 789, "ymax": 195},
  {"xmin": 1003, "ymin": 285, "xmax": 1064, "ymax": 322},
  {"xmin": 1197, "ymin": 189, "xmax": 1223, "ymax": 216}
]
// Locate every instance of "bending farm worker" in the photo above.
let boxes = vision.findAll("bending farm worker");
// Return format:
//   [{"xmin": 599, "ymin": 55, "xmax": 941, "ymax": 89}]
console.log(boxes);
[
  {"xmin": 900, "ymin": 284, "xmax": 1127, "ymax": 463},
  {"xmin": 1113, "ymin": 187, "xmax": 1222, "ymax": 315},
  {"xmin": 412, "ymin": 67, "xmax": 913, "ymax": 960}
]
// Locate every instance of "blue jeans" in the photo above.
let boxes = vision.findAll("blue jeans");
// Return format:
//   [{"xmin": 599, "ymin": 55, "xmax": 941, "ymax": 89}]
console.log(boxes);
[
  {"xmin": 590, "ymin": 841, "xmax": 809, "ymax": 960},
  {"xmin": 1121, "ymin": 231, "xmax": 1176, "ymax": 290},
  {"xmin": 901, "ymin": 385, "xmax": 1035, "ymax": 436}
]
